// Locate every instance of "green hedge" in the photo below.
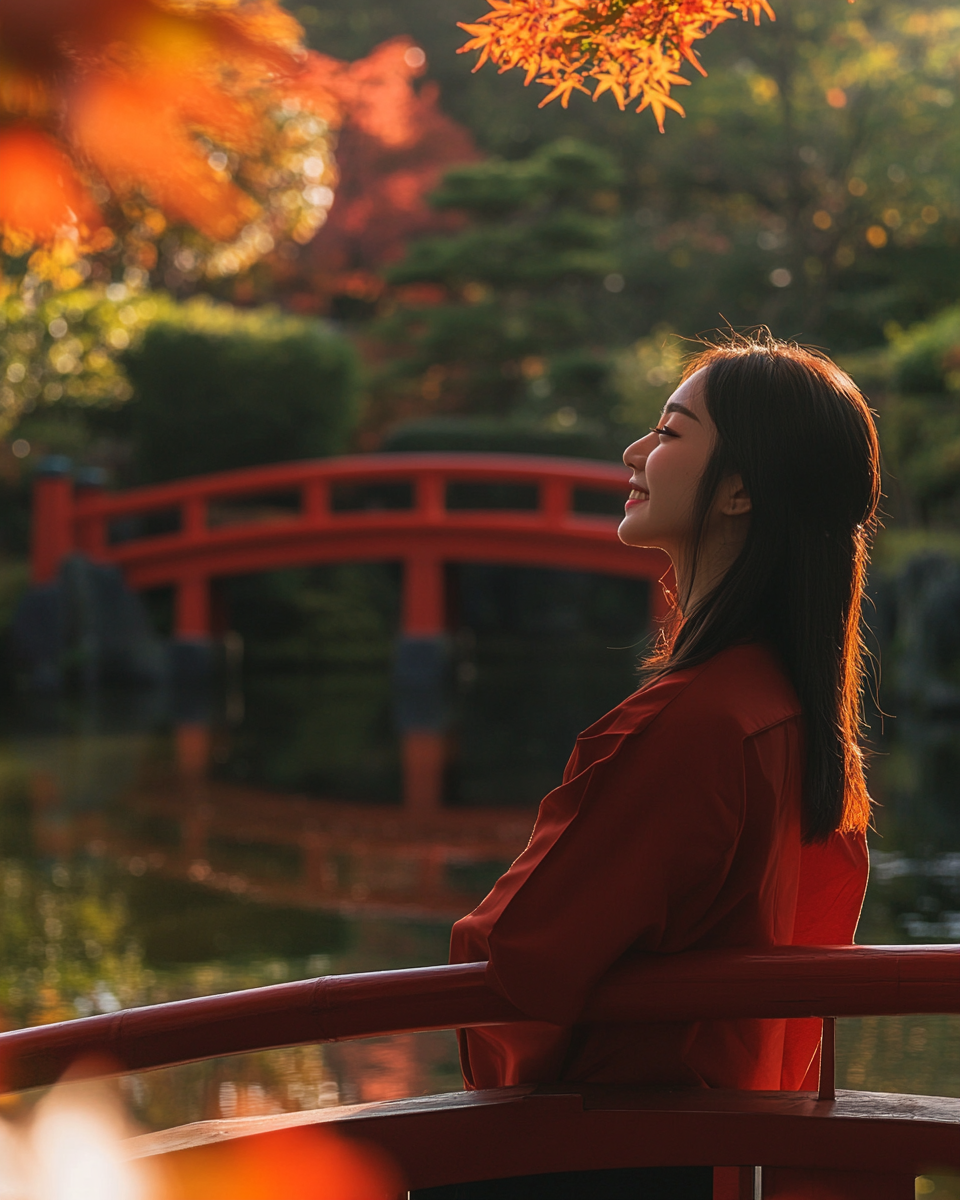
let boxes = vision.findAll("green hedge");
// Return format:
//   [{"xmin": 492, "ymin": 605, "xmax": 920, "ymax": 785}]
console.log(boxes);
[
  {"xmin": 123, "ymin": 300, "xmax": 358, "ymax": 483},
  {"xmin": 889, "ymin": 306, "xmax": 960, "ymax": 395}
]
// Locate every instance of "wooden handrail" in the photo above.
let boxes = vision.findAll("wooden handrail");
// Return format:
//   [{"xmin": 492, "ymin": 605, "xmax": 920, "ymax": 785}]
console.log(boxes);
[
  {"xmin": 69, "ymin": 453, "xmax": 628, "ymax": 521},
  {"xmin": 32, "ymin": 452, "xmax": 674, "ymax": 635},
  {"xmin": 1, "ymin": 945, "xmax": 956, "ymax": 1094}
]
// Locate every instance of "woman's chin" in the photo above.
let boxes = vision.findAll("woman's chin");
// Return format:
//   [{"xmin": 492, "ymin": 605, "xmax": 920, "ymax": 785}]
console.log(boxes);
[
  {"xmin": 618, "ymin": 514, "xmax": 651, "ymax": 548},
  {"xmin": 618, "ymin": 513, "xmax": 670, "ymax": 555}
]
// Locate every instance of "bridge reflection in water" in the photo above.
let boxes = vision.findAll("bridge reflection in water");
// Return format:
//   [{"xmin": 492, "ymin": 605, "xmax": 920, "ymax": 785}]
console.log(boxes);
[
  {"xmin": 18, "ymin": 709, "xmax": 536, "ymax": 1117},
  {"xmin": 29, "ymin": 721, "xmax": 533, "ymax": 922}
]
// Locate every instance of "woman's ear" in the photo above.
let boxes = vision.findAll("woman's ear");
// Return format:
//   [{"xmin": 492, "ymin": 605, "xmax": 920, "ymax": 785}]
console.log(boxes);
[{"xmin": 718, "ymin": 474, "xmax": 752, "ymax": 517}]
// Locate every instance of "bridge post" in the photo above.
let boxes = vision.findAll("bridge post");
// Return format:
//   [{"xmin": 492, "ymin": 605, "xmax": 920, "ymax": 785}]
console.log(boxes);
[
  {"xmin": 175, "ymin": 575, "xmax": 211, "ymax": 639},
  {"xmin": 171, "ymin": 574, "xmax": 214, "ymax": 683},
  {"xmin": 74, "ymin": 466, "xmax": 108, "ymax": 558},
  {"xmin": 30, "ymin": 456, "xmax": 75, "ymax": 584},
  {"xmin": 402, "ymin": 730, "xmax": 448, "ymax": 815},
  {"xmin": 402, "ymin": 554, "xmax": 445, "ymax": 637},
  {"xmin": 396, "ymin": 553, "xmax": 449, "ymax": 812}
]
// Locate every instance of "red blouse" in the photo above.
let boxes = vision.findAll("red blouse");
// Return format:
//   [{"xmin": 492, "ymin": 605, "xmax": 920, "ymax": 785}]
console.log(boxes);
[{"xmin": 450, "ymin": 642, "xmax": 869, "ymax": 1092}]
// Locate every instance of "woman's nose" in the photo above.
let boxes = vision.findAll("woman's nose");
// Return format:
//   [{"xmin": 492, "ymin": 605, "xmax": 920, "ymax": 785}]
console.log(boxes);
[{"xmin": 623, "ymin": 432, "xmax": 654, "ymax": 468}]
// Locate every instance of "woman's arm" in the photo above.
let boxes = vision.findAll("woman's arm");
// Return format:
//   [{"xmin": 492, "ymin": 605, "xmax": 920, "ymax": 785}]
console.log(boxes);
[{"xmin": 454, "ymin": 716, "xmax": 749, "ymax": 1027}]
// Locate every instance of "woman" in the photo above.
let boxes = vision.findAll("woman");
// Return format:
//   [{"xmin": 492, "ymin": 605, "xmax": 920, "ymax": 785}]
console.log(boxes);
[{"xmin": 418, "ymin": 336, "xmax": 880, "ymax": 1200}]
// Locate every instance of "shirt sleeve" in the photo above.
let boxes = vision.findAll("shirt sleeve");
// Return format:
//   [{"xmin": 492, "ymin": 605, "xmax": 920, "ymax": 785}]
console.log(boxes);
[{"xmin": 475, "ymin": 716, "xmax": 748, "ymax": 1027}]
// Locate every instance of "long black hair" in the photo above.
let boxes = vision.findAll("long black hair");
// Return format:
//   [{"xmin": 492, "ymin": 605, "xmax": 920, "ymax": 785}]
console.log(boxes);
[{"xmin": 645, "ymin": 334, "xmax": 881, "ymax": 842}]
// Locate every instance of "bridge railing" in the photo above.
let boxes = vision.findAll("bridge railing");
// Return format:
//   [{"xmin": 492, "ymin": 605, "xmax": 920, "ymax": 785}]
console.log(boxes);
[
  {"xmin": 31, "ymin": 453, "xmax": 671, "ymax": 640},
  {"xmin": 4, "ymin": 946, "xmax": 957, "ymax": 1197},
  {"xmin": 36, "ymin": 453, "xmax": 634, "ymax": 574},
  {"xmin": 1, "ymin": 944, "xmax": 956, "ymax": 1094}
]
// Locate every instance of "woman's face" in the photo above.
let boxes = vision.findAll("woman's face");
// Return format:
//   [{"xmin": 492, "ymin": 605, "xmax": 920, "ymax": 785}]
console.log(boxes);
[{"xmin": 618, "ymin": 369, "xmax": 717, "ymax": 558}]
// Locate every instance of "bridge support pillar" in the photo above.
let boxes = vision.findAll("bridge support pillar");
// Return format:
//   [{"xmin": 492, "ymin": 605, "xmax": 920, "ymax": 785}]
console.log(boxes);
[
  {"xmin": 172, "ymin": 575, "xmax": 214, "ymax": 683},
  {"xmin": 175, "ymin": 575, "xmax": 211, "ymax": 639},
  {"xmin": 402, "ymin": 730, "xmax": 447, "ymax": 815},
  {"xmin": 396, "ymin": 554, "xmax": 450, "ymax": 811},
  {"xmin": 31, "ymin": 456, "xmax": 75, "ymax": 584},
  {"xmin": 402, "ymin": 554, "xmax": 445, "ymax": 637}
]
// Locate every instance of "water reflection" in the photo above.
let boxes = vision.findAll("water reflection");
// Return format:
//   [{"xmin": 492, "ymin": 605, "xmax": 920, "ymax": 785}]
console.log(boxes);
[
  {"xmin": 0, "ymin": 592, "xmax": 651, "ymax": 1130},
  {"xmin": 0, "ymin": 613, "xmax": 958, "ymax": 1130}
]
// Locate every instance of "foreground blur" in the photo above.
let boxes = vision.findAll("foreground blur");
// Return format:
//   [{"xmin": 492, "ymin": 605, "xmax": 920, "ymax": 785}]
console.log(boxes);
[{"xmin": 0, "ymin": 1075, "xmax": 402, "ymax": 1200}]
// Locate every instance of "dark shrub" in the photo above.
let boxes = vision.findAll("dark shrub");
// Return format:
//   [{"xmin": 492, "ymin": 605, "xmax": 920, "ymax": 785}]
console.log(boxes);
[{"xmin": 123, "ymin": 301, "xmax": 358, "ymax": 483}]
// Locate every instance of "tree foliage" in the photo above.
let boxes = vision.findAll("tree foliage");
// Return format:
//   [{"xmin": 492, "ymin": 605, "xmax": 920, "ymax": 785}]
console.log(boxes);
[
  {"xmin": 0, "ymin": 285, "xmax": 171, "ymax": 433},
  {"xmin": 286, "ymin": 0, "xmax": 960, "ymax": 354},
  {"xmin": 459, "ymin": 0, "xmax": 774, "ymax": 128},
  {"xmin": 0, "ymin": 0, "xmax": 340, "ymax": 290},
  {"xmin": 368, "ymin": 139, "xmax": 622, "ymax": 431},
  {"xmin": 880, "ymin": 307, "xmax": 960, "ymax": 525},
  {"xmin": 276, "ymin": 38, "xmax": 481, "ymax": 314},
  {"xmin": 123, "ymin": 300, "xmax": 358, "ymax": 482},
  {"xmin": 598, "ymin": 0, "xmax": 960, "ymax": 348}
]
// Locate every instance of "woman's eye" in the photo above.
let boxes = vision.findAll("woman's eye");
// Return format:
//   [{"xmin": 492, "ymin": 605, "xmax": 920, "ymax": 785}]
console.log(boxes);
[{"xmin": 650, "ymin": 425, "xmax": 679, "ymax": 439}]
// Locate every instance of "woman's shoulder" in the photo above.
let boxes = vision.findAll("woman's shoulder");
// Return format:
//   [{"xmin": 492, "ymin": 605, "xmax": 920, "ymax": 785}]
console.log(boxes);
[
  {"xmin": 677, "ymin": 642, "xmax": 802, "ymax": 734},
  {"xmin": 583, "ymin": 641, "xmax": 801, "ymax": 745}
]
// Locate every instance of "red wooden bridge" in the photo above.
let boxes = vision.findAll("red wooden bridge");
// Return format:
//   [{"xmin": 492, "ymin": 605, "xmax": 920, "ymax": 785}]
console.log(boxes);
[
  {"xmin": 30, "ymin": 453, "xmax": 671, "ymax": 640},
  {"xmin": 1, "ymin": 945, "xmax": 957, "ymax": 1198}
]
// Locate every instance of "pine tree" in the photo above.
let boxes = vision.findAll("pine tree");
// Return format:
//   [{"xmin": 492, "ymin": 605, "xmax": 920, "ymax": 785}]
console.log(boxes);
[{"xmin": 368, "ymin": 139, "xmax": 623, "ymax": 429}]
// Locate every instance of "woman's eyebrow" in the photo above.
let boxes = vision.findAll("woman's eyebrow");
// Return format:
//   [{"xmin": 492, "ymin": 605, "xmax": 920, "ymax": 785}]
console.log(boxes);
[{"xmin": 662, "ymin": 401, "xmax": 700, "ymax": 422}]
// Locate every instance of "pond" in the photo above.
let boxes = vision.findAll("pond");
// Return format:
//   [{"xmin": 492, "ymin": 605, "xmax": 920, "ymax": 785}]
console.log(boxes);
[{"xmin": 0, "ymin": 565, "xmax": 957, "ymax": 1143}]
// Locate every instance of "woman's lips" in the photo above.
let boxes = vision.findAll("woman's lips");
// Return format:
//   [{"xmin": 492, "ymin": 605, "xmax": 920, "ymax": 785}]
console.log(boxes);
[{"xmin": 624, "ymin": 488, "xmax": 649, "ymax": 511}]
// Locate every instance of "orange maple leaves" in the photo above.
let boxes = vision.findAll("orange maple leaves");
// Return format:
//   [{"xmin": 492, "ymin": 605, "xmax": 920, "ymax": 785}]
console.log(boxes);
[
  {"xmin": 458, "ymin": 0, "xmax": 775, "ymax": 129},
  {"xmin": 0, "ymin": 0, "xmax": 339, "ymax": 285}
]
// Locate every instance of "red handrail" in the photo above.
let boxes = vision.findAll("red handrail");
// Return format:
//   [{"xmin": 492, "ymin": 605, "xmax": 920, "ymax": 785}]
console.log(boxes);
[
  {"xmin": 71, "ymin": 453, "xmax": 630, "ymax": 519},
  {"xmin": 1, "ymin": 945, "xmax": 956, "ymax": 1093},
  {"xmin": 32, "ymin": 453, "xmax": 673, "ymax": 638}
]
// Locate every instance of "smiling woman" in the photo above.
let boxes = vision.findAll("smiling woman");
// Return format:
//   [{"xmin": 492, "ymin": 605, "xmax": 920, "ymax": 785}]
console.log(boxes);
[
  {"xmin": 620, "ymin": 375, "xmax": 751, "ymax": 602},
  {"xmin": 417, "ymin": 334, "xmax": 882, "ymax": 1200}
]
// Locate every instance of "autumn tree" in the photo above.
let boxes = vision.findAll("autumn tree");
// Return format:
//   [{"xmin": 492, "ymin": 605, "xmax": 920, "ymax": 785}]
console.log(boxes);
[
  {"xmin": 291, "ymin": 38, "xmax": 481, "ymax": 315},
  {"xmin": 367, "ymin": 139, "xmax": 623, "ymax": 434},
  {"xmin": 608, "ymin": 0, "xmax": 960, "ymax": 347},
  {"xmin": 0, "ymin": 0, "xmax": 341, "ymax": 294}
]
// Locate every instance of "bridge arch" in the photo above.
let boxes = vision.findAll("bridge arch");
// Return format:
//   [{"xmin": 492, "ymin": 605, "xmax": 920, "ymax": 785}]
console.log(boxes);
[{"xmin": 32, "ymin": 453, "xmax": 672, "ymax": 641}]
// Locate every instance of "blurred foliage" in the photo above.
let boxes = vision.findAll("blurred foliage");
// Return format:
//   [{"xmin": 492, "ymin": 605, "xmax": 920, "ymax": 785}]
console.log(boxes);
[
  {"xmin": 382, "ymin": 416, "xmax": 618, "ymax": 458},
  {"xmin": 0, "ymin": 285, "xmax": 168, "ymax": 435},
  {"xmin": 367, "ymin": 139, "xmax": 622, "ymax": 434},
  {"xmin": 223, "ymin": 565, "xmax": 399, "ymax": 670},
  {"xmin": 0, "ymin": 290, "xmax": 358, "ymax": 493},
  {"xmin": 871, "ymin": 529, "xmax": 960, "ymax": 572},
  {"xmin": 607, "ymin": 0, "xmax": 960, "ymax": 348},
  {"xmin": 0, "ymin": 853, "xmax": 149, "ymax": 1029},
  {"xmin": 121, "ymin": 300, "xmax": 358, "ymax": 483},
  {"xmin": 274, "ymin": 37, "xmax": 482, "ymax": 317},
  {"xmin": 611, "ymin": 324, "xmax": 686, "ymax": 432},
  {"xmin": 877, "ymin": 307, "xmax": 960, "ymax": 525},
  {"xmin": 889, "ymin": 306, "xmax": 960, "ymax": 394},
  {"xmin": 0, "ymin": 0, "xmax": 339, "ymax": 292}
]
